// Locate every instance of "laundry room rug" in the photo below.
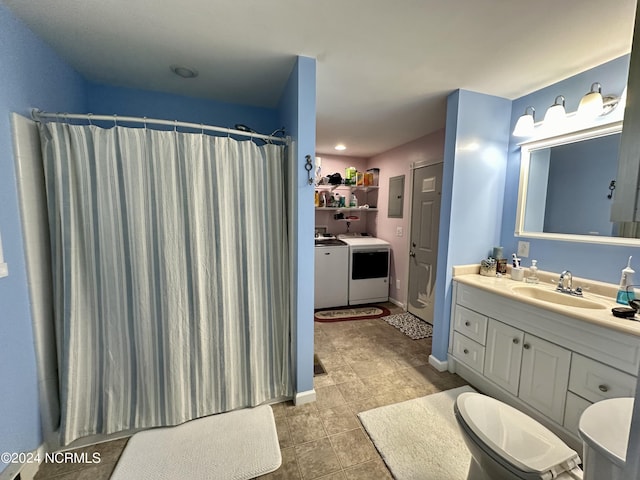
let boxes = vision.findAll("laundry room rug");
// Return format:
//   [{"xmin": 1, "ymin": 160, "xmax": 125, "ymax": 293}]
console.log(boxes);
[
  {"xmin": 314, "ymin": 305, "xmax": 390, "ymax": 322},
  {"xmin": 110, "ymin": 405, "xmax": 280, "ymax": 480},
  {"xmin": 358, "ymin": 386, "xmax": 475, "ymax": 480},
  {"xmin": 383, "ymin": 312, "xmax": 433, "ymax": 339}
]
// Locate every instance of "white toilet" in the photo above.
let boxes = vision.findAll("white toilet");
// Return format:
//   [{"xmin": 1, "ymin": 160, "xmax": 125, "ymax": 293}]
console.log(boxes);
[
  {"xmin": 579, "ymin": 397, "xmax": 633, "ymax": 480},
  {"xmin": 454, "ymin": 392, "xmax": 633, "ymax": 480}
]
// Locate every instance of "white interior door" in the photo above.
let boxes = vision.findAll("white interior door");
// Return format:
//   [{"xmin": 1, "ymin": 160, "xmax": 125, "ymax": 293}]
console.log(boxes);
[{"xmin": 407, "ymin": 163, "xmax": 442, "ymax": 323}]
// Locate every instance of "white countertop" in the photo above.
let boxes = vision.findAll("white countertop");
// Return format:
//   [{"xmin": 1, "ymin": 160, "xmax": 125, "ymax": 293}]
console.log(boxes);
[{"xmin": 452, "ymin": 265, "xmax": 640, "ymax": 337}]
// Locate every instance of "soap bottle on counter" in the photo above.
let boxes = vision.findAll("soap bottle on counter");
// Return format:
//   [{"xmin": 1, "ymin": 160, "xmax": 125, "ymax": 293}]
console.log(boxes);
[
  {"xmin": 525, "ymin": 260, "xmax": 539, "ymax": 284},
  {"xmin": 616, "ymin": 256, "xmax": 635, "ymax": 305}
]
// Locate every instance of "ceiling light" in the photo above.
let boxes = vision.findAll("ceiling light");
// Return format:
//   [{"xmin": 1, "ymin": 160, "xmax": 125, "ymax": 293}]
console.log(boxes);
[
  {"xmin": 334, "ymin": 144, "xmax": 346, "ymax": 151},
  {"xmin": 170, "ymin": 65, "xmax": 199, "ymax": 78},
  {"xmin": 512, "ymin": 106, "xmax": 536, "ymax": 137},
  {"xmin": 577, "ymin": 82, "xmax": 604, "ymax": 119},
  {"xmin": 543, "ymin": 95, "xmax": 566, "ymax": 129}
]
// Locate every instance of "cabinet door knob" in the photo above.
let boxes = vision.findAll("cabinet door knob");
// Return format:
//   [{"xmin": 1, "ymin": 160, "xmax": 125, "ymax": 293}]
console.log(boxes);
[
  {"xmin": 464, "ymin": 321, "xmax": 471, "ymax": 327},
  {"xmin": 463, "ymin": 349, "xmax": 469, "ymax": 355},
  {"xmin": 523, "ymin": 343, "xmax": 530, "ymax": 350},
  {"xmin": 598, "ymin": 384, "xmax": 609, "ymax": 392},
  {"xmin": 512, "ymin": 338, "xmax": 520, "ymax": 345}
]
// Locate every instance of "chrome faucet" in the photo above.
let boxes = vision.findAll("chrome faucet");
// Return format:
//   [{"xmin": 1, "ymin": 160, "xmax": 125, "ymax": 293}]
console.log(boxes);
[{"xmin": 556, "ymin": 270, "xmax": 583, "ymax": 296}]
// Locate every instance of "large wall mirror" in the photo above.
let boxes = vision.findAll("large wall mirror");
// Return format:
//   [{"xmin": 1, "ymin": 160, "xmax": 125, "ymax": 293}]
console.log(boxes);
[{"xmin": 515, "ymin": 120, "xmax": 640, "ymax": 245}]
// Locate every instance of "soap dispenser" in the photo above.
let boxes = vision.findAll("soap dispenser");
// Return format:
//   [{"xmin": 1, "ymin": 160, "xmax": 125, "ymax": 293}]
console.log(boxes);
[
  {"xmin": 526, "ymin": 260, "xmax": 539, "ymax": 284},
  {"xmin": 616, "ymin": 256, "xmax": 635, "ymax": 305}
]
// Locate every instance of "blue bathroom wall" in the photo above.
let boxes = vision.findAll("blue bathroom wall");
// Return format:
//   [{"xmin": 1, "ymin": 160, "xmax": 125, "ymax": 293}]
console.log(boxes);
[
  {"xmin": 86, "ymin": 82, "xmax": 281, "ymax": 136},
  {"xmin": 277, "ymin": 56, "xmax": 317, "ymax": 397},
  {"xmin": 501, "ymin": 55, "xmax": 633, "ymax": 284},
  {"xmin": 543, "ymin": 134, "xmax": 620, "ymax": 236},
  {"xmin": 433, "ymin": 89, "xmax": 512, "ymax": 362},
  {"xmin": 0, "ymin": 4, "xmax": 87, "ymax": 473}
]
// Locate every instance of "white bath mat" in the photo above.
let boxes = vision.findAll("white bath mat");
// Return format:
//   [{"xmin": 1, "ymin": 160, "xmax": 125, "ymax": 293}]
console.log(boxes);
[
  {"xmin": 358, "ymin": 386, "xmax": 474, "ymax": 480},
  {"xmin": 111, "ymin": 405, "xmax": 281, "ymax": 480}
]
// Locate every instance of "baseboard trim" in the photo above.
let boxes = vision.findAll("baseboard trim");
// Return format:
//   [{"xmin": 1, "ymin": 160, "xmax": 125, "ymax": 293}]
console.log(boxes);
[
  {"xmin": 294, "ymin": 389, "xmax": 316, "ymax": 405},
  {"xmin": 0, "ymin": 444, "xmax": 45, "ymax": 480},
  {"xmin": 388, "ymin": 297, "xmax": 406, "ymax": 309},
  {"xmin": 428, "ymin": 354, "xmax": 448, "ymax": 372}
]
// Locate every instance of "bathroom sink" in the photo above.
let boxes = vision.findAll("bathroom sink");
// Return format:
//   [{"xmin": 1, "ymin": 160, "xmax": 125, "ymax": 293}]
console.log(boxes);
[{"xmin": 510, "ymin": 286, "xmax": 607, "ymax": 310}]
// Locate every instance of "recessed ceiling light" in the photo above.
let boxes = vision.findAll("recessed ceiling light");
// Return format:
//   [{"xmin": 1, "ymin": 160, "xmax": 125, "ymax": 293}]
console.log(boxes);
[
  {"xmin": 334, "ymin": 144, "xmax": 346, "ymax": 151},
  {"xmin": 170, "ymin": 65, "xmax": 199, "ymax": 78}
]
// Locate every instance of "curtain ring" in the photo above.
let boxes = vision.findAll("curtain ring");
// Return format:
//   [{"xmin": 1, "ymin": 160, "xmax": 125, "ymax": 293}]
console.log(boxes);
[
  {"xmin": 143, "ymin": 116, "xmax": 147, "ymax": 130},
  {"xmin": 227, "ymin": 128, "xmax": 231, "ymax": 138},
  {"xmin": 87, "ymin": 113, "xmax": 93, "ymax": 127},
  {"xmin": 113, "ymin": 114, "xmax": 118, "ymax": 127},
  {"xmin": 174, "ymin": 120, "xmax": 178, "ymax": 133},
  {"xmin": 201, "ymin": 123, "xmax": 205, "ymax": 136}
]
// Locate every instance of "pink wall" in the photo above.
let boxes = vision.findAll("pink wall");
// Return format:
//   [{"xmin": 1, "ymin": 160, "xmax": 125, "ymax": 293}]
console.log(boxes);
[
  {"xmin": 368, "ymin": 129, "xmax": 445, "ymax": 307},
  {"xmin": 315, "ymin": 131, "xmax": 444, "ymax": 307}
]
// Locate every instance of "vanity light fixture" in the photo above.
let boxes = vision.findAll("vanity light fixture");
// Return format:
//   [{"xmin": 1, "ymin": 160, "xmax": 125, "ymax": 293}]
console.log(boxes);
[
  {"xmin": 512, "ymin": 106, "xmax": 536, "ymax": 137},
  {"xmin": 334, "ymin": 144, "xmax": 346, "ymax": 151},
  {"xmin": 543, "ymin": 95, "xmax": 567, "ymax": 129},
  {"xmin": 577, "ymin": 82, "xmax": 604, "ymax": 119}
]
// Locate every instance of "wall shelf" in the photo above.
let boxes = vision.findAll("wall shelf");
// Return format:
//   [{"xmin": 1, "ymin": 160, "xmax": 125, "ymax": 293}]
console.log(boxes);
[
  {"xmin": 315, "ymin": 207, "xmax": 378, "ymax": 212},
  {"xmin": 315, "ymin": 185, "xmax": 379, "ymax": 193}
]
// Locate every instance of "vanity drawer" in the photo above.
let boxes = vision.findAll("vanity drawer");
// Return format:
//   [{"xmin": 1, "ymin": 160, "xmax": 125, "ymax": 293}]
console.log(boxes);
[
  {"xmin": 452, "ymin": 332, "xmax": 485, "ymax": 373},
  {"xmin": 569, "ymin": 353, "xmax": 636, "ymax": 404},
  {"xmin": 454, "ymin": 305, "xmax": 488, "ymax": 345},
  {"xmin": 563, "ymin": 391, "xmax": 591, "ymax": 437}
]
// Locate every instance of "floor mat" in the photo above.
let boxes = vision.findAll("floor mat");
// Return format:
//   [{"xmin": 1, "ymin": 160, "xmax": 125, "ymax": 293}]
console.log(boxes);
[
  {"xmin": 358, "ymin": 386, "xmax": 475, "ymax": 480},
  {"xmin": 383, "ymin": 312, "xmax": 433, "ymax": 339},
  {"xmin": 110, "ymin": 405, "xmax": 281, "ymax": 480},
  {"xmin": 314, "ymin": 305, "xmax": 390, "ymax": 322}
]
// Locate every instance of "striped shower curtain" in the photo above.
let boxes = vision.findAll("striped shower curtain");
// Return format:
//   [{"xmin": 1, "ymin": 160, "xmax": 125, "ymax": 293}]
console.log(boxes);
[{"xmin": 38, "ymin": 122, "xmax": 292, "ymax": 445}]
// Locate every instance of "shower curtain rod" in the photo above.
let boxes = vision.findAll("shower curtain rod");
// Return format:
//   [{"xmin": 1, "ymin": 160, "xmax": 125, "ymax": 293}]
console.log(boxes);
[{"xmin": 30, "ymin": 109, "xmax": 288, "ymax": 143}]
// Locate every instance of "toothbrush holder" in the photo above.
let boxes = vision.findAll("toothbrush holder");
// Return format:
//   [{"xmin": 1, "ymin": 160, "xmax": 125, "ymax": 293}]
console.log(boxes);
[{"xmin": 511, "ymin": 267, "xmax": 525, "ymax": 281}]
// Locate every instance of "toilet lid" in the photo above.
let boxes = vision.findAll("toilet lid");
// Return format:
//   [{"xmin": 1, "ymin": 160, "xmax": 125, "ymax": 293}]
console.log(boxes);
[
  {"xmin": 456, "ymin": 393, "xmax": 580, "ymax": 475},
  {"xmin": 578, "ymin": 397, "xmax": 633, "ymax": 468}
]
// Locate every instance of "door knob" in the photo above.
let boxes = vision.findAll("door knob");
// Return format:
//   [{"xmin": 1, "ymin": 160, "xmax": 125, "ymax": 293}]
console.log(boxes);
[{"xmin": 409, "ymin": 251, "xmax": 416, "ymax": 257}]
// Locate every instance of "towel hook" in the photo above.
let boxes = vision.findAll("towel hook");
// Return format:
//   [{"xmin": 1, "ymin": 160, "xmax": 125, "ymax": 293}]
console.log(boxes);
[{"xmin": 305, "ymin": 155, "xmax": 314, "ymax": 185}]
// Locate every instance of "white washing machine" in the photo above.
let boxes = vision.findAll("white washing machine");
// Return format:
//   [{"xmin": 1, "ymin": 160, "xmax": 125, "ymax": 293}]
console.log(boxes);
[
  {"xmin": 337, "ymin": 234, "xmax": 390, "ymax": 305},
  {"xmin": 314, "ymin": 236, "xmax": 349, "ymax": 309}
]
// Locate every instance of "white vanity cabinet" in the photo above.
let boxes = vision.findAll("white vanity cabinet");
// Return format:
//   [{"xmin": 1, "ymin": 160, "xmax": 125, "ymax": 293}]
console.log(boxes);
[
  {"xmin": 518, "ymin": 333, "xmax": 571, "ymax": 424},
  {"xmin": 484, "ymin": 320, "xmax": 524, "ymax": 396},
  {"xmin": 449, "ymin": 279, "xmax": 640, "ymax": 451},
  {"xmin": 483, "ymin": 318, "xmax": 570, "ymax": 423}
]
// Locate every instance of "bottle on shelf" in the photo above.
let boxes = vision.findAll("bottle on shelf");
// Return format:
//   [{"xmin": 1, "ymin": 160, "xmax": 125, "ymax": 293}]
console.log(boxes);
[{"xmin": 350, "ymin": 193, "xmax": 358, "ymax": 208}]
